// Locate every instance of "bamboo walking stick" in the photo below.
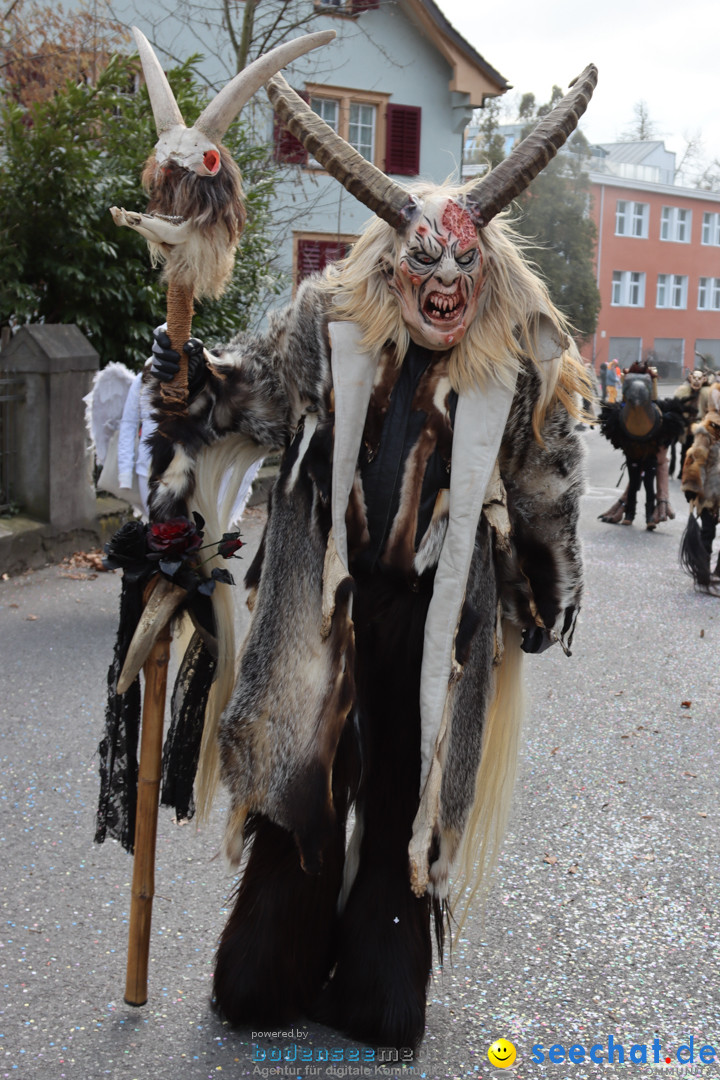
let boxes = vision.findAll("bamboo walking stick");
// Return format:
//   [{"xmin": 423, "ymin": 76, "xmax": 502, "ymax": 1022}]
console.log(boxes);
[
  {"xmin": 125, "ymin": 581, "xmax": 172, "ymax": 1005},
  {"xmin": 123, "ymin": 281, "xmax": 192, "ymax": 1006}
]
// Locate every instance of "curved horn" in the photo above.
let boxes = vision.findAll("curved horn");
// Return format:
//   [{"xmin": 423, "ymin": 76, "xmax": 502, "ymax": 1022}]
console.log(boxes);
[
  {"xmin": 196, "ymin": 31, "xmax": 337, "ymax": 145},
  {"xmin": 266, "ymin": 73, "xmax": 419, "ymax": 232},
  {"xmin": 467, "ymin": 64, "xmax": 598, "ymax": 227},
  {"xmin": 132, "ymin": 27, "xmax": 185, "ymax": 136},
  {"xmin": 117, "ymin": 577, "xmax": 187, "ymax": 694}
]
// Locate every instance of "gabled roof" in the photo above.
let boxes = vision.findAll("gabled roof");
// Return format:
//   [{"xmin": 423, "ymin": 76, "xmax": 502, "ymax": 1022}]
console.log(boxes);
[
  {"xmin": 597, "ymin": 140, "xmax": 668, "ymax": 166},
  {"xmin": 400, "ymin": 0, "xmax": 510, "ymax": 104}
]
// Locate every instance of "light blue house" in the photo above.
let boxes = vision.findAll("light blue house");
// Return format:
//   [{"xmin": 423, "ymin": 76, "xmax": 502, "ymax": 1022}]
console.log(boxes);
[
  {"xmin": 105, "ymin": 0, "xmax": 509, "ymax": 301},
  {"xmin": 263, "ymin": 0, "xmax": 509, "ymax": 294}
]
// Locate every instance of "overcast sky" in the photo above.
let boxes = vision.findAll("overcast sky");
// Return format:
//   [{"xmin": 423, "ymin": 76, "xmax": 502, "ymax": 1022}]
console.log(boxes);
[{"xmin": 440, "ymin": 0, "xmax": 719, "ymax": 170}]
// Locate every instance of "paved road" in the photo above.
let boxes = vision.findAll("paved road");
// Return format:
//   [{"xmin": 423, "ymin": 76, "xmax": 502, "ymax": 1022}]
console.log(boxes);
[{"xmin": 1, "ymin": 429, "xmax": 718, "ymax": 1080}]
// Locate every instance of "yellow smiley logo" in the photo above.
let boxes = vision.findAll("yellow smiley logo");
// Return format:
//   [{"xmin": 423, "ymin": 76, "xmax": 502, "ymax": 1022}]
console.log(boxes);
[{"xmin": 487, "ymin": 1038, "xmax": 517, "ymax": 1068}]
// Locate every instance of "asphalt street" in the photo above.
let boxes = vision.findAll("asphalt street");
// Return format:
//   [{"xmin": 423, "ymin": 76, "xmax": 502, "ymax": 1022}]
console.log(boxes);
[{"xmin": 1, "ymin": 425, "xmax": 718, "ymax": 1080}]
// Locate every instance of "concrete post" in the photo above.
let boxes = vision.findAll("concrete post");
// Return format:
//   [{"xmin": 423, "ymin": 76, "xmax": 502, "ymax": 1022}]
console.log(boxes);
[{"xmin": 4, "ymin": 325, "xmax": 99, "ymax": 530}]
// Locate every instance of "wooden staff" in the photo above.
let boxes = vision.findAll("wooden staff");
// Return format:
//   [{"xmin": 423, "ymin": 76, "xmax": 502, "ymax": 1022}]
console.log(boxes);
[
  {"xmin": 125, "ymin": 581, "xmax": 172, "ymax": 1005},
  {"xmin": 124, "ymin": 283, "xmax": 193, "ymax": 1006}
]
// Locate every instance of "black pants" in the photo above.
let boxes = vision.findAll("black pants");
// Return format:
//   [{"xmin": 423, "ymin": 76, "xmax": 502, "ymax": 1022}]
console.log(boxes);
[{"xmin": 625, "ymin": 458, "xmax": 656, "ymax": 523}]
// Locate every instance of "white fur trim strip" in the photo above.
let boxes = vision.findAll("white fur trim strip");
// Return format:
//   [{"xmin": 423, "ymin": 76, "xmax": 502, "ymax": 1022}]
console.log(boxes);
[
  {"xmin": 328, "ymin": 322, "xmax": 381, "ymax": 570},
  {"xmin": 418, "ymin": 374, "xmax": 517, "ymax": 792}
]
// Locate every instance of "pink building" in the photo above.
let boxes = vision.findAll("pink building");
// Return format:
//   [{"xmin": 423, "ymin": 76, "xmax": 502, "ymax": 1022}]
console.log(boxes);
[{"xmin": 582, "ymin": 142, "xmax": 720, "ymax": 377}]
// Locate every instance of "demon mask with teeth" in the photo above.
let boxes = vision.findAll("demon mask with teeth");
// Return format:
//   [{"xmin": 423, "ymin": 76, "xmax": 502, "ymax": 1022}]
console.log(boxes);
[
  {"xmin": 266, "ymin": 63, "xmax": 597, "ymax": 350},
  {"xmin": 382, "ymin": 194, "xmax": 487, "ymax": 351}
]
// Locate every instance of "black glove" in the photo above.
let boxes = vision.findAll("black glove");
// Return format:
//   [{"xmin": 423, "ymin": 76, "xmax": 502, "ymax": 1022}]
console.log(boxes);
[
  {"xmin": 151, "ymin": 328, "xmax": 208, "ymax": 397},
  {"xmin": 684, "ymin": 489, "xmax": 697, "ymax": 503}
]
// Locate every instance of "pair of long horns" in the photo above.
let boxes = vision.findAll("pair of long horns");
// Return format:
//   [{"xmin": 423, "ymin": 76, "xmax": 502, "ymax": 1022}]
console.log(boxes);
[
  {"xmin": 134, "ymin": 26, "xmax": 336, "ymax": 147},
  {"xmin": 267, "ymin": 64, "xmax": 598, "ymax": 232}
]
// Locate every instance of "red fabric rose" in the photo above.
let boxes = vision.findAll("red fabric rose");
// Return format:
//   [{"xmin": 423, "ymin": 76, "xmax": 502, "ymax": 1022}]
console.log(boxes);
[
  {"xmin": 217, "ymin": 535, "xmax": 244, "ymax": 559},
  {"xmin": 147, "ymin": 517, "xmax": 203, "ymax": 559}
]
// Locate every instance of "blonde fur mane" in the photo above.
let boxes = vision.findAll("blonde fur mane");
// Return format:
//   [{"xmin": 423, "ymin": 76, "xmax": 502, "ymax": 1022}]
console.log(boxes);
[{"xmin": 321, "ymin": 180, "xmax": 590, "ymax": 440}]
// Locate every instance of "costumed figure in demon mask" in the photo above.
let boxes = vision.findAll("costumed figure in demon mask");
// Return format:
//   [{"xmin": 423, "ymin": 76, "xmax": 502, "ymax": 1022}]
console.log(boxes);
[
  {"xmin": 102, "ymin": 60, "xmax": 599, "ymax": 1049},
  {"xmin": 670, "ymin": 368, "xmax": 712, "ymax": 478},
  {"xmin": 598, "ymin": 369, "xmax": 686, "ymax": 529},
  {"xmin": 680, "ymin": 409, "xmax": 720, "ymax": 590}
]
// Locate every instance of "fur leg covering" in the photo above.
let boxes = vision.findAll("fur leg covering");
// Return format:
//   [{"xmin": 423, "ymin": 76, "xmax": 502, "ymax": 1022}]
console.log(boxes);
[
  {"xmin": 650, "ymin": 447, "xmax": 675, "ymax": 524},
  {"xmin": 312, "ymin": 572, "xmax": 434, "ymax": 1050},
  {"xmin": 213, "ymin": 809, "xmax": 347, "ymax": 1026},
  {"xmin": 599, "ymin": 489, "xmax": 627, "ymax": 524}
]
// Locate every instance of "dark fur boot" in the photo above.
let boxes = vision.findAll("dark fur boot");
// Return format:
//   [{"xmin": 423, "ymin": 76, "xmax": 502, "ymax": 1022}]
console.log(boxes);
[
  {"xmin": 212, "ymin": 812, "xmax": 345, "ymax": 1026},
  {"xmin": 313, "ymin": 845, "xmax": 432, "ymax": 1050}
]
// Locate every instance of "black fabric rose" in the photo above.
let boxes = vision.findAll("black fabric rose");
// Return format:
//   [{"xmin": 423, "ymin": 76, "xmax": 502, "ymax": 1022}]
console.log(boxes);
[{"xmin": 103, "ymin": 520, "xmax": 153, "ymax": 584}]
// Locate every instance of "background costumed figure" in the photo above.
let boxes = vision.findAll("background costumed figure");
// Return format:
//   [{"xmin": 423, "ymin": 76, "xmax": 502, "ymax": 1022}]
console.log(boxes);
[
  {"xmin": 680, "ymin": 409, "xmax": 720, "ymax": 591},
  {"xmin": 597, "ymin": 370, "xmax": 687, "ymax": 529},
  {"xmin": 147, "ymin": 64, "xmax": 597, "ymax": 1048}
]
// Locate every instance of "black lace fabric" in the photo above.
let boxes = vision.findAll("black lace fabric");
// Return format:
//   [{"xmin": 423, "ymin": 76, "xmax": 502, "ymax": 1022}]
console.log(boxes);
[{"xmin": 161, "ymin": 629, "xmax": 217, "ymax": 822}]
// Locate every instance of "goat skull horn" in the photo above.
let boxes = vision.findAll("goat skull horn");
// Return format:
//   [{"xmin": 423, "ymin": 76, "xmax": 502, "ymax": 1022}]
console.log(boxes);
[
  {"xmin": 117, "ymin": 577, "xmax": 187, "ymax": 695},
  {"xmin": 133, "ymin": 27, "xmax": 185, "ymax": 135},
  {"xmin": 196, "ymin": 31, "xmax": 336, "ymax": 145},
  {"xmin": 466, "ymin": 64, "xmax": 598, "ymax": 227},
  {"xmin": 266, "ymin": 73, "xmax": 420, "ymax": 232}
]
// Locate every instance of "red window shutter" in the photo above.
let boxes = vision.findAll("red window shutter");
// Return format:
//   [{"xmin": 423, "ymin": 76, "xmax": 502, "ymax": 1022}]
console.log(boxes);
[
  {"xmin": 273, "ymin": 90, "xmax": 309, "ymax": 165},
  {"xmin": 385, "ymin": 104, "xmax": 421, "ymax": 176},
  {"xmin": 351, "ymin": 0, "xmax": 379, "ymax": 11},
  {"xmin": 297, "ymin": 239, "xmax": 351, "ymax": 283}
]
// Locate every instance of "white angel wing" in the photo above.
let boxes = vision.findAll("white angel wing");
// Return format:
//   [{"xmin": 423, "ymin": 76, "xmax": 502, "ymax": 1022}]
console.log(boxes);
[{"xmin": 83, "ymin": 362, "xmax": 136, "ymax": 465}]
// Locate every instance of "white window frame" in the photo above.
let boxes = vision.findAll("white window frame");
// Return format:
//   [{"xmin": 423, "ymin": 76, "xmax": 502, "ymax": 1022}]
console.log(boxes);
[
  {"xmin": 656, "ymin": 273, "xmax": 688, "ymax": 309},
  {"xmin": 306, "ymin": 84, "xmax": 388, "ymax": 169},
  {"xmin": 611, "ymin": 270, "xmax": 646, "ymax": 308},
  {"xmin": 701, "ymin": 212, "xmax": 720, "ymax": 246},
  {"xmin": 698, "ymin": 277, "xmax": 720, "ymax": 311},
  {"xmin": 615, "ymin": 199, "xmax": 649, "ymax": 238},
  {"xmin": 660, "ymin": 206, "xmax": 692, "ymax": 243}
]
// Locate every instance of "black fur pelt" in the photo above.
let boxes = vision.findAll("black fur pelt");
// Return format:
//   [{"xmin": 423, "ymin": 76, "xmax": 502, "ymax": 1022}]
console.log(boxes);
[{"xmin": 680, "ymin": 511, "xmax": 719, "ymax": 593}]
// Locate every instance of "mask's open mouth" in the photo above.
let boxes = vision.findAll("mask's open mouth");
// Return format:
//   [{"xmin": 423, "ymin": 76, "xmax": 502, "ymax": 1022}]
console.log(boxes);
[{"xmin": 423, "ymin": 282, "xmax": 465, "ymax": 323}]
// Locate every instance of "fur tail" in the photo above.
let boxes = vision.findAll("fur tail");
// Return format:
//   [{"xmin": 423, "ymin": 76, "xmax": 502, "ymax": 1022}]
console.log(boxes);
[
  {"xmin": 454, "ymin": 621, "xmax": 525, "ymax": 926},
  {"xmin": 679, "ymin": 512, "xmax": 715, "ymax": 592},
  {"xmin": 191, "ymin": 433, "xmax": 266, "ymax": 819}
]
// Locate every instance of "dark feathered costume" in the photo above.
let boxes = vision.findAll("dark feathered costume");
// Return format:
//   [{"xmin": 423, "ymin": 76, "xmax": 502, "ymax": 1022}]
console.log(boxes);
[{"xmin": 598, "ymin": 374, "xmax": 687, "ymax": 527}]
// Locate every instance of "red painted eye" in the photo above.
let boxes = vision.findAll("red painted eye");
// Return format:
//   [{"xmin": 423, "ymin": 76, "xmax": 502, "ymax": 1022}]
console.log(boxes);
[{"xmin": 203, "ymin": 149, "xmax": 220, "ymax": 174}]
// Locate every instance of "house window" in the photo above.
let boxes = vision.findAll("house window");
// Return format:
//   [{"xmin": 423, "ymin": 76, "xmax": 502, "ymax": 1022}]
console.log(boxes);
[
  {"xmin": 615, "ymin": 199, "xmax": 649, "ymax": 238},
  {"xmin": 701, "ymin": 212, "xmax": 720, "ymax": 246},
  {"xmin": 303, "ymin": 84, "xmax": 390, "ymax": 169},
  {"xmin": 295, "ymin": 232, "xmax": 356, "ymax": 287},
  {"xmin": 611, "ymin": 270, "xmax": 645, "ymax": 307},
  {"xmin": 348, "ymin": 102, "xmax": 376, "ymax": 161},
  {"xmin": 657, "ymin": 273, "xmax": 688, "ymax": 309},
  {"xmin": 698, "ymin": 277, "xmax": 720, "ymax": 311},
  {"xmin": 311, "ymin": 96, "xmax": 339, "ymax": 130},
  {"xmin": 660, "ymin": 206, "xmax": 691, "ymax": 243}
]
